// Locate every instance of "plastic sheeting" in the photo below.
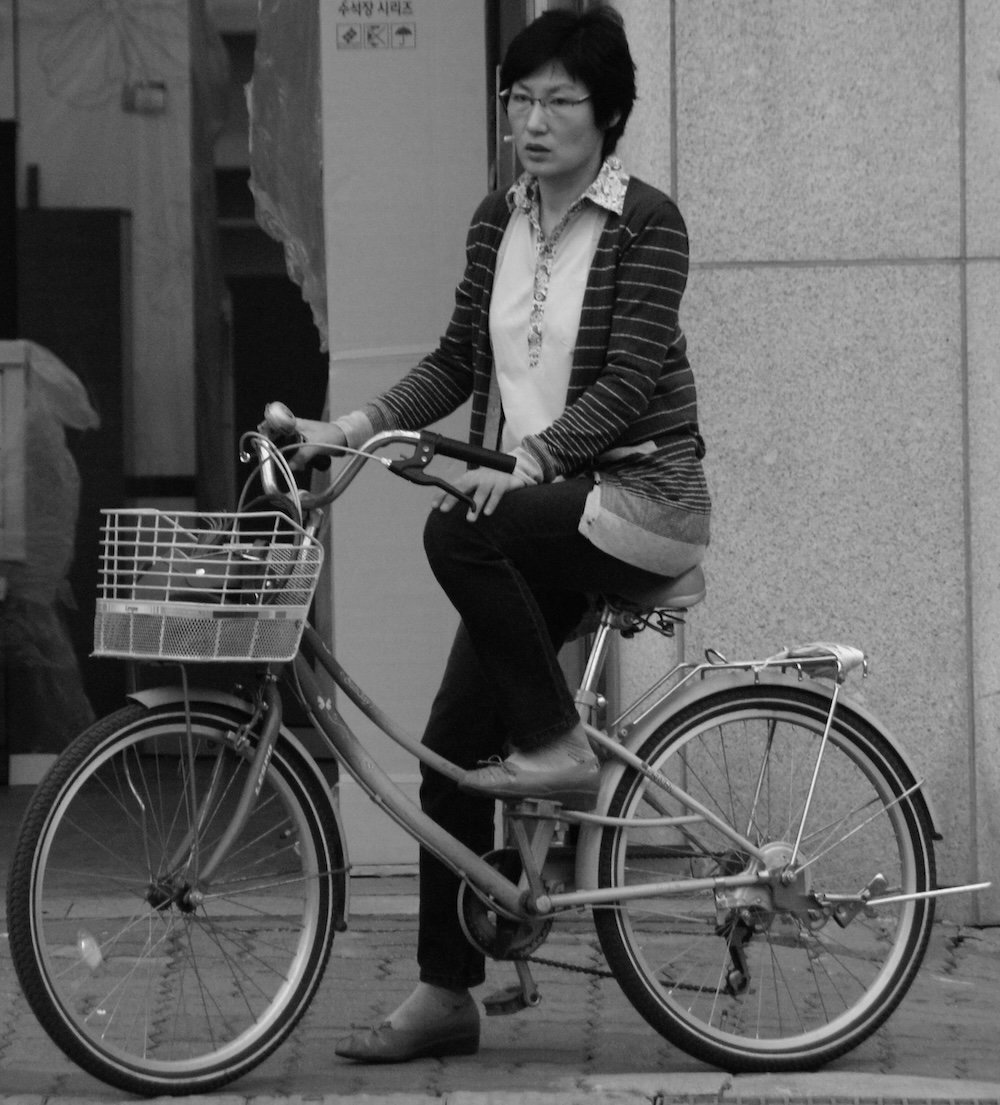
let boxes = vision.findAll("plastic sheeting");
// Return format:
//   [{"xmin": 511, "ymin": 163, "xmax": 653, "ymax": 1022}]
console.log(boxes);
[
  {"xmin": 0, "ymin": 343, "xmax": 99, "ymax": 748},
  {"xmin": 248, "ymin": 0, "xmax": 328, "ymax": 349}
]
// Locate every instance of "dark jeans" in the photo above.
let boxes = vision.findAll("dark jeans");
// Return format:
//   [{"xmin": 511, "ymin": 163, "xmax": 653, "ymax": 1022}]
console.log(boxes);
[{"xmin": 416, "ymin": 476, "xmax": 672, "ymax": 989}]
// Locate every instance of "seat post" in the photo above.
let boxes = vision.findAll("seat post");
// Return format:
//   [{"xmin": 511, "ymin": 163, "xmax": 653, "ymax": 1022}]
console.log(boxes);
[{"xmin": 574, "ymin": 605, "xmax": 615, "ymax": 723}]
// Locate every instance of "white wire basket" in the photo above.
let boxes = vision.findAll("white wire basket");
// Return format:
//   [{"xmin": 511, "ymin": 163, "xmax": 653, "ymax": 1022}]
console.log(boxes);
[{"xmin": 93, "ymin": 509, "xmax": 324, "ymax": 663}]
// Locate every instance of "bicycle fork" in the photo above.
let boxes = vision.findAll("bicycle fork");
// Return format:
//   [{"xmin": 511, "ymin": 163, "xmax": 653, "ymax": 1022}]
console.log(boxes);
[{"xmin": 150, "ymin": 676, "xmax": 282, "ymax": 907}]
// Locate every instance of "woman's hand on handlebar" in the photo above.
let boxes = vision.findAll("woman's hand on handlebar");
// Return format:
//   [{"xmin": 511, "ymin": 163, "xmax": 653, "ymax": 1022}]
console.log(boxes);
[
  {"xmin": 433, "ymin": 466, "xmax": 526, "ymax": 521},
  {"xmin": 287, "ymin": 417, "xmax": 348, "ymax": 470},
  {"xmin": 259, "ymin": 402, "xmax": 347, "ymax": 471}
]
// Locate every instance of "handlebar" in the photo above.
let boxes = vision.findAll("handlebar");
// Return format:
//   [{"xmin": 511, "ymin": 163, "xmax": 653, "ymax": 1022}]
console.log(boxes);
[
  {"xmin": 250, "ymin": 403, "xmax": 516, "ymax": 518},
  {"xmin": 418, "ymin": 432, "xmax": 516, "ymax": 474}
]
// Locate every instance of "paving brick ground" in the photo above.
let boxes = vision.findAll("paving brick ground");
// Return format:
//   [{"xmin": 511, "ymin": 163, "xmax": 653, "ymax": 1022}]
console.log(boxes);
[
  {"xmin": 1, "ymin": 786, "xmax": 998, "ymax": 1105},
  {"xmin": 2, "ymin": 908, "xmax": 999, "ymax": 1103}
]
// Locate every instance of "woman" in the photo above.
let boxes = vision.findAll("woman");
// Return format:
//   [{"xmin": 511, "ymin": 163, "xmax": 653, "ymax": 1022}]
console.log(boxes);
[{"xmin": 291, "ymin": 5, "xmax": 711, "ymax": 1062}]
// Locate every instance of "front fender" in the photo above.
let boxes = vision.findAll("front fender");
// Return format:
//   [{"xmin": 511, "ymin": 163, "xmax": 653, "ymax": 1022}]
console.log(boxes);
[
  {"xmin": 575, "ymin": 666, "xmax": 940, "ymax": 893},
  {"xmin": 128, "ymin": 684, "xmax": 351, "ymax": 925}
]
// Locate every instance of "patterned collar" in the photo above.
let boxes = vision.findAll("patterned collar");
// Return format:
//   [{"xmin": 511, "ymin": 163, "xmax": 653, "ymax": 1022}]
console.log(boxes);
[{"xmin": 506, "ymin": 156, "xmax": 630, "ymax": 219}]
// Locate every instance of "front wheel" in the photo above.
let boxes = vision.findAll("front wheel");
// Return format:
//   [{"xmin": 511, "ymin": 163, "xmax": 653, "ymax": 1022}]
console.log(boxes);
[
  {"xmin": 594, "ymin": 683, "xmax": 936, "ymax": 1072},
  {"xmin": 5, "ymin": 699, "xmax": 344, "ymax": 1097}
]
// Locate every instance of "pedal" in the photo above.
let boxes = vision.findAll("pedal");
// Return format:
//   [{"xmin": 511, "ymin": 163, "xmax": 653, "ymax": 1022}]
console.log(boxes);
[
  {"xmin": 483, "ymin": 961, "xmax": 541, "ymax": 1016},
  {"xmin": 483, "ymin": 985, "xmax": 533, "ymax": 1016}
]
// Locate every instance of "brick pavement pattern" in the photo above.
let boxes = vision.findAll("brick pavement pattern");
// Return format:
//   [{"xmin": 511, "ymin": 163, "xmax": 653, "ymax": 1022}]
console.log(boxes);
[{"xmin": 1, "ymin": 910, "xmax": 999, "ymax": 1104}]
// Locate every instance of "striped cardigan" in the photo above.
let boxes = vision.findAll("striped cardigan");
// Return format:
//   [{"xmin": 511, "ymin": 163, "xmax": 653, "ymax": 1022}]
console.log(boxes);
[{"xmin": 361, "ymin": 175, "xmax": 711, "ymax": 541}]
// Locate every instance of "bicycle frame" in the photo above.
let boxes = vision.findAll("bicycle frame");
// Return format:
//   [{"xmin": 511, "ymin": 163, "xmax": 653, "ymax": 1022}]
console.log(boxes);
[
  {"xmin": 286, "ymin": 622, "xmax": 806, "ymax": 919},
  {"xmin": 196, "ymin": 610, "xmax": 984, "ymax": 928},
  {"xmin": 155, "ymin": 429, "xmax": 987, "ymax": 926}
]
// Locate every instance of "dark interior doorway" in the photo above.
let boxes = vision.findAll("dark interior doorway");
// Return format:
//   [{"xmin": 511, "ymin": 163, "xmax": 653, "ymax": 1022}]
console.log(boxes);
[{"xmin": 226, "ymin": 274, "xmax": 329, "ymax": 498}]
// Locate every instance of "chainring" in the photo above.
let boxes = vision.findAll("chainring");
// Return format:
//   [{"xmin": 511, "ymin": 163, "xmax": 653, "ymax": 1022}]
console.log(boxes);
[{"xmin": 458, "ymin": 848, "xmax": 553, "ymax": 959}]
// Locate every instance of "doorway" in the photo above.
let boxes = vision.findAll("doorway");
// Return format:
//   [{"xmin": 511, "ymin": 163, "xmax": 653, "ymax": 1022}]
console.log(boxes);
[{"xmin": 226, "ymin": 274, "xmax": 329, "ymax": 498}]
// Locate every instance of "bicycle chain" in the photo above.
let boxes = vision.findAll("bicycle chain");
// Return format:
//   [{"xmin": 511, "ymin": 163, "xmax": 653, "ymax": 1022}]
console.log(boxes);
[
  {"xmin": 517, "ymin": 952, "xmax": 614, "ymax": 979},
  {"xmin": 517, "ymin": 952, "xmax": 714, "ymax": 994}
]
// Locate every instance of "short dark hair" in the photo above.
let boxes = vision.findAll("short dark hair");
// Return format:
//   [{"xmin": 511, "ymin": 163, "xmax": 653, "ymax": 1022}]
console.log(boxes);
[{"xmin": 499, "ymin": 5, "xmax": 637, "ymax": 157}]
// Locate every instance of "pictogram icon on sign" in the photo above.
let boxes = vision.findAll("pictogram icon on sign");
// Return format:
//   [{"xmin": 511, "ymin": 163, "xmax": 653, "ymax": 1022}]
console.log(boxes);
[
  {"xmin": 365, "ymin": 23, "xmax": 389, "ymax": 49},
  {"xmin": 336, "ymin": 24, "xmax": 362, "ymax": 49},
  {"xmin": 392, "ymin": 23, "xmax": 416, "ymax": 48}
]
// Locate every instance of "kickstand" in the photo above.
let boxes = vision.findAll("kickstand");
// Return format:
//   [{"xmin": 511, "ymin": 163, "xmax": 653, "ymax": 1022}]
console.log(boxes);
[{"xmin": 483, "ymin": 960, "xmax": 541, "ymax": 1016}]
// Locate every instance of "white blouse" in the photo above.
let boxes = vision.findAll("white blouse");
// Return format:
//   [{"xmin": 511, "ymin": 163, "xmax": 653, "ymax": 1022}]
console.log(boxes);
[{"xmin": 489, "ymin": 203, "xmax": 606, "ymax": 453}]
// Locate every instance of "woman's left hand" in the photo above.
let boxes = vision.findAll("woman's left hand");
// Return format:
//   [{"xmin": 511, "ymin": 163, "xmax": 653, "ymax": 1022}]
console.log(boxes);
[{"xmin": 434, "ymin": 467, "xmax": 526, "ymax": 521}]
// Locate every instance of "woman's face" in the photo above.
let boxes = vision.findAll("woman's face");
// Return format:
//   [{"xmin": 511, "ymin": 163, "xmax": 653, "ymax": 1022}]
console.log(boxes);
[{"xmin": 507, "ymin": 62, "xmax": 612, "ymax": 196}]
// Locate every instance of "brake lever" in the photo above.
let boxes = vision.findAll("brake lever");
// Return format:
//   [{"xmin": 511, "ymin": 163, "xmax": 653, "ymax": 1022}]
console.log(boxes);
[{"xmin": 387, "ymin": 450, "xmax": 476, "ymax": 510}]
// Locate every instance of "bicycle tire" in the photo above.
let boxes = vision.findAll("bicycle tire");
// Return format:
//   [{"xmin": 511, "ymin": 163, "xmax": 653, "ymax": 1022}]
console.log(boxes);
[
  {"xmin": 593, "ymin": 682, "xmax": 936, "ymax": 1071},
  {"xmin": 5, "ymin": 698, "xmax": 343, "ymax": 1097}
]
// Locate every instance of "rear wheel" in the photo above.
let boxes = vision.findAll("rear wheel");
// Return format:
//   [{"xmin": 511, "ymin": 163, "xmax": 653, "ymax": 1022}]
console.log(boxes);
[
  {"xmin": 6, "ymin": 699, "xmax": 343, "ymax": 1096},
  {"xmin": 594, "ymin": 684, "xmax": 936, "ymax": 1071}
]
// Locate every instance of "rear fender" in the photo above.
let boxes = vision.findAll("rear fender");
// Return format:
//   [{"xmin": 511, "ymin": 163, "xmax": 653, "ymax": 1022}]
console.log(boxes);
[
  {"xmin": 575, "ymin": 667, "xmax": 940, "ymax": 892},
  {"xmin": 127, "ymin": 684, "xmax": 350, "ymax": 925}
]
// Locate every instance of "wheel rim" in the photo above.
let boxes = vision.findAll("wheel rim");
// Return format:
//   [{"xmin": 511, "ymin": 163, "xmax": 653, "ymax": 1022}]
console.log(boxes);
[
  {"xmin": 26, "ymin": 710, "xmax": 329, "ymax": 1080},
  {"xmin": 600, "ymin": 694, "xmax": 931, "ymax": 1061}
]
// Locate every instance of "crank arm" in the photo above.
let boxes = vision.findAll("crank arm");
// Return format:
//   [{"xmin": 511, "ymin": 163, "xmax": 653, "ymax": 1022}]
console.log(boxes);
[{"xmin": 483, "ymin": 959, "xmax": 541, "ymax": 1016}]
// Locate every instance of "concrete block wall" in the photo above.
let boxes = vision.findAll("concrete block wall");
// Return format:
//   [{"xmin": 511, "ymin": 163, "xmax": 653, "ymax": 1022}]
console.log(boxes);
[{"xmin": 614, "ymin": 0, "xmax": 999, "ymax": 922}]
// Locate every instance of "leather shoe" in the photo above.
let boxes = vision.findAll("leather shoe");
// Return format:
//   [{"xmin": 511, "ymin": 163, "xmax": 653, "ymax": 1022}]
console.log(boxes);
[
  {"xmin": 460, "ymin": 754, "xmax": 600, "ymax": 804},
  {"xmin": 335, "ymin": 1008, "xmax": 480, "ymax": 1063}
]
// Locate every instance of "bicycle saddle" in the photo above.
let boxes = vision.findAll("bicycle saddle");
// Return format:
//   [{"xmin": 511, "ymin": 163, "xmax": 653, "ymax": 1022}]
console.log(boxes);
[{"xmin": 607, "ymin": 563, "xmax": 706, "ymax": 613}]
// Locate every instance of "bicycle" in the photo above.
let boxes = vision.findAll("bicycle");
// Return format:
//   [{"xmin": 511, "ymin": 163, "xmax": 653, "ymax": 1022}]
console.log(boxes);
[{"xmin": 4, "ymin": 408, "xmax": 989, "ymax": 1096}]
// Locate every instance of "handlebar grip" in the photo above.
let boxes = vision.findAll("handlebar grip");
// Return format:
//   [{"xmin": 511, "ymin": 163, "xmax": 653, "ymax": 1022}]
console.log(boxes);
[
  {"xmin": 423, "ymin": 432, "xmax": 516, "ymax": 474},
  {"xmin": 264, "ymin": 400, "xmax": 297, "ymax": 436}
]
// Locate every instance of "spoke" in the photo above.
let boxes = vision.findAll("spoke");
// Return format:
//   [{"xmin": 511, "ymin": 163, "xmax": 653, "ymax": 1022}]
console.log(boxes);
[
  {"xmin": 186, "ymin": 917, "xmax": 264, "ymax": 1026},
  {"xmin": 14, "ymin": 704, "xmax": 338, "ymax": 1092},
  {"xmin": 794, "ymin": 783, "xmax": 919, "ymax": 875},
  {"xmin": 84, "ymin": 915, "xmax": 175, "ymax": 1042},
  {"xmin": 56, "ymin": 806, "xmax": 150, "ymax": 881},
  {"xmin": 203, "ymin": 867, "xmax": 326, "ymax": 900},
  {"xmin": 595, "ymin": 688, "xmax": 933, "ymax": 1066},
  {"xmin": 745, "ymin": 717, "xmax": 777, "ymax": 843},
  {"xmin": 191, "ymin": 913, "xmax": 296, "ymax": 997}
]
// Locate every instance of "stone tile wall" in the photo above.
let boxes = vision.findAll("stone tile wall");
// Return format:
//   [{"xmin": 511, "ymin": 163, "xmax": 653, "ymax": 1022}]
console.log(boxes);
[{"xmin": 615, "ymin": 0, "xmax": 999, "ymax": 921}]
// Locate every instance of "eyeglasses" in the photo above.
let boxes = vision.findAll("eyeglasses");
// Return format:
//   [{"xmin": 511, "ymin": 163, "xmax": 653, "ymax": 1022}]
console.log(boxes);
[{"xmin": 499, "ymin": 89, "xmax": 592, "ymax": 120}]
